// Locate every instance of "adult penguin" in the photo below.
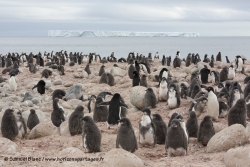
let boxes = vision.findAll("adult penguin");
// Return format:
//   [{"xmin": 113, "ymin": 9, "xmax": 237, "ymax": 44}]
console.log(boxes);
[
  {"xmin": 135, "ymin": 61, "xmax": 140, "ymax": 74},
  {"xmin": 225, "ymin": 56, "xmax": 230, "ymax": 63},
  {"xmin": 228, "ymin": 65, "xmax": 236, "ymax": 80},
  {"xmin": 167, "ymin": 56, "xmax": 171, "ymax": 66},
  {"xmin": 200, "ymin": 67, "xmax": 210, "ymax": 84},
  {"xmin": 206, "ymin": 87, "xmax": 219, "ymax": 121},
  {"xmin": 97, "ymin": 93, "xmax": 128, "ymax": 129},
  {"xmin": 162, "ymin": 55, "xmax": 166, "ymax": 65},
  {"xmin": 158, "ymin": 68, "xmax": 168, "ymax": 86},
  {"xmin": 132, "ymin": 71, "xmax": 140, "ymax": 87},
  {"xmin": 235, "ymin": 55, "xmax": 243, "ymax": 73},
  {"xmin": 139, "ymin": 108, "xmax": 156, "ymax": 147},
  {"xmin": 32, "ymin": 80, "xmax": 46, "ymax": 95},
  {"xmin": 159, "ymin": 77, "xmax": 168, "ymax": 101},
  {"xmin": 173, "ymin": 51, "xmax": 181, "ymax": 68},
  {"xmin": 216, "ymin": 52, "xmax": 222, "ymax": 61}
]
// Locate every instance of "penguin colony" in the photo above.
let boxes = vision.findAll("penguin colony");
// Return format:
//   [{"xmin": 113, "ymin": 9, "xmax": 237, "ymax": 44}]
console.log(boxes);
[{"xmin": 0, "ymin": 50, "xmax": 249, "ymax": 164}]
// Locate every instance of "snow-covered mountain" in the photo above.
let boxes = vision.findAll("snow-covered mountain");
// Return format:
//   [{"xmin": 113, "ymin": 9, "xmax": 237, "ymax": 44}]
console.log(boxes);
[{"xmin": 48, "ymin": 30, "xmax": 199, "ymax": 37}]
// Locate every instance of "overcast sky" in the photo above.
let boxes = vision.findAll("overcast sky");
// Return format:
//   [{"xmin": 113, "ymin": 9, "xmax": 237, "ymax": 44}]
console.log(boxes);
[{"xmin": 0, "ymin": 0, "xmax": 250, "ymax": 36}]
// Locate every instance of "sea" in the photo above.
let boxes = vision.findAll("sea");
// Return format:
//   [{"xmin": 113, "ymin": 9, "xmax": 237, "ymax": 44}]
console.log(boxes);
[{"xmin": 0, "ymin": 36, "xmax": 249, "ymax": 61}]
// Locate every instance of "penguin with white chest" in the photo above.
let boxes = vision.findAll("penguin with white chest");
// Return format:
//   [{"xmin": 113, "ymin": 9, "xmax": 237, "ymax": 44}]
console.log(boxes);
[
  {"xmin": 227, "ymin": 65, "xmax": 236, "ymax": 80},
  {"xmin": 159, "ymin": 77, "xmax": 168, "ymax": 101},
  {"xmin": 206, "ymin": 87, "xmax": 219, "ymax": 121},
  {"xmin": 228, "ymin": 86, "xmax": 241, "ymax": 108},
  {"xmin": 139, "ymin": 108, "xmax": 156, "ymax": 147},
  {"xmin": 167, "ymin": 84, "xmax": 180, "ymax": 109},
  {"xmin": 9, "ymin": 76, "xmax": 17, "ymax": 92},
  {"xmin": 235, "ymin": 55, "xmax": 243, "ymax": 73}
]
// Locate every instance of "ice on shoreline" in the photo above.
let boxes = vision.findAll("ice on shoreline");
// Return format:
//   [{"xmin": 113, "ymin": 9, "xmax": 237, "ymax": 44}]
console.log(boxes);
[{"xmin": 48, "ymin": 30, "xmax": 199, "ymax": 37}]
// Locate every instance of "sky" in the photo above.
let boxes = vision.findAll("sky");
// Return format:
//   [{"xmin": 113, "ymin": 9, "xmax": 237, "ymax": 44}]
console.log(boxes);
[{"xmin": 0, "ymin": 0, "xmax": 250, "ymax": 36}]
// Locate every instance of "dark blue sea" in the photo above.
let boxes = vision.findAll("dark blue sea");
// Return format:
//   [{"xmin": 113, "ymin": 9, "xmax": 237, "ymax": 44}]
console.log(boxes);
[{"xmin": 0, "ymin": 37, "xmax": 249, "ymax": 61}]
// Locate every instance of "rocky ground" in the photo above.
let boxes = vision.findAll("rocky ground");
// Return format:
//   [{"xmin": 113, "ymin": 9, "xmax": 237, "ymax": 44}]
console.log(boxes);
[{"xmin": 0, "ymin": 59, "xmax": 249, "ymax": 167}]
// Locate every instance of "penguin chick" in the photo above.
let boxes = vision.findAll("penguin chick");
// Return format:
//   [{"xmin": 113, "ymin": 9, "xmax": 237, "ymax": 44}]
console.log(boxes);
[
  {"xmin": 186, "ymin": 111, "xmax": 198, "ymax": 138},
  {"xmin": 197, "ymin": 115, "xmax": 215, "ymax": 146},
  {"xmin": 152, "ymin": 114, "xmax": 167, "ymax": 145},
  {"xmin": 27, "ymin": 109, "xmax": 40, "ymax": 130},
  {"xmin": 69, "ymin": 105, "xmax": 84, "ymax": 136},
  {"xmin": 116, "ymin": 118, "xmax": 138, "ymax": 153},
  {"xmin": 16, "ymin": 111, "xmax": 27, "ymax": 139},
  {"xmin": 166, "ymin": 119, "xmax": 187, "ymax": 157},
  {"xmin": 1, "ymin": 109, "xmax": 18, "ymax": 140},
  {"xmin": 82, "ymin": 116, "xmax": 101, "ymax": 153}
]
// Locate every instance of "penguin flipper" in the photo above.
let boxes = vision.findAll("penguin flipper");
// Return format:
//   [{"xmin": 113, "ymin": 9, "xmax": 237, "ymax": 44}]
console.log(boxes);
[
  {"xmin": 97, "ymin": 101, "xmax": 110, "ymax": 107},
  {"xmin": 32, "ymin": 84, "xmax": 37, "ymax": 90}
]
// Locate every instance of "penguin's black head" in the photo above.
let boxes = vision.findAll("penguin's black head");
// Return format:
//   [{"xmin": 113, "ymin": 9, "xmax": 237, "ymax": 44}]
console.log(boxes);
[
  {"xmin": 38, "ymin": 80, "xmax": 46, "ymax": 86},
  {"xmin": 113, "ymin": 93, "xmax": 120, "ymax": 99},
  {"xmin": 161, "ymin": 77, "xmax": 167, "ymax": 82},
  {"xmin": 176, "ymin": 114, "xmax": 183, "ymax": 122},
  {"xmin": 206, "ymin": 87, "xmax": 214, "ymax": 93},
  {"xmin": 142, "ymin": 108, "xmax": 151, "ymax": 116},
  {"xmin": 190, "ymin": 111, "xmax": 197, "ymax": 118},
  {"xmin": 5, "ymin": 109, "xmax": 14, "ymax": 114},
  {"xmin": 170, "ymin": 119, "xmax": 180, "ymax": 128},
  {"xmin": 203, "ymin": 115, "xmax": 211, "ymax": 122},
  {"xmin": 133, "ymin": 71, "xmax": 138, "ymax": 75},
  {"xmin": 236, "ymin": 55, "xmax": 241, "ymax": 59},
  {"xmin": 229, "ymin": 65, "xmax": 234, "ymax": 68},
  {"xmin": 76, "ymin": 105, "xmax": 84, "ymax": 112},
  {"xmin": 146, "ymin": 88, "xmax": 153, "ymax": 92},
  {"xmin": 152, "ymin": 114, "xmax": 163, "ymax": 121},
  {"xmin": 17, "ymin": 111, "xmax": 22, "ymax": 116},
  {"xmin": 141, "ymin": 74, "xmax": 146, "ymax": 78},
  {"xmin": 233, "ymin": 86, "xmax": 239, "ymax": 92},
  {"xmin": 113, "ymin": 64, "xmax": 118, "ymax": 67},
  {"xmin": 90, "ymin": 95, "xmax": 96, "ymax": 99},
  {"xmin": 30, "ymin": 109, "xmax": 36, "ymax": 114},
  {"xmin": 119, "ymin": 118, "xmax": 131, "ymax": 127}
]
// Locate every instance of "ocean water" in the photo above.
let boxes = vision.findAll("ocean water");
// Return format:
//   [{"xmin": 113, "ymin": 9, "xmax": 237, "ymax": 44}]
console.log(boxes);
[{"xmin": 0, "ymin": 37, "xmax": 249, "ymax": 61}]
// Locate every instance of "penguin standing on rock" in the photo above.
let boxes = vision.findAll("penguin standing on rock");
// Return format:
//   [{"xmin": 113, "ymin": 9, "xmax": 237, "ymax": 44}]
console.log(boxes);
[
  {"xmin": 206, "ymin": 87, "xmax": 219, "ymax": 121},
  {"xmin": 139, "ymin": 108, "xmax": 156, "ymax": 147},
  {"xmin": 27, "ymin": 109, "xmax": 40, "ymax": 130},
  {"xmin": 116, "ymin": 118, "xmax": 138, "ymax": 153},
  {"xmin": 82, "ymin": 116, "xmax": 101, "ymax": 153},
  {"xmin": 1, "ymin": 109, "xmax": 18, "ymax": 140},
  {"xmin": 166, "ymin": 119, "xmax": 187, "ymax": 157},
  {"xmin": 97, "ymin": 93, "xmax": 128, "ymax": 129},
  {"xmin": 51, "ymin": 98, "xmax": 65, "ymax": 127},
  {"xmin": 152, "ymin": 114, "xmax": 167, "ymax": 144},
  {"xmin": 228, "ymin": 99, "xmax": 246, "ymax": 127},
  {"xmin": 69, "ymin": 105, "xmax": 84, "ymax": 136},
  {"xmin": 197, "ymin": 115, "xmax": 215, "ymax": 146}
]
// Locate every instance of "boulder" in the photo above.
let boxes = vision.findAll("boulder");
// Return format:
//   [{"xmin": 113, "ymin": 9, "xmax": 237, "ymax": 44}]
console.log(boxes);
[
  {"xmin": 67, "ymin": 99, "xmax": 83, "ymax": 108},
  {"xmin": 130, "ymin": 86, "xmax": 147, "ymax": 109},
  {"xmin": 64, "ymin": 82, "xmax": 74, "ymax": 87},
  {"xmin": 224, "ymin": 145, "xmax": 250, "ymax": 167},
  {"xmin": 24, "ymin": 100, "xmax": 33, "ymax": 107},
  {"xmin": 110, "ymin": 67, "xmax": 127, "ymax": 77},
  {"xmin": 59, "ymin": 121, "xmax": 71, "ymax": 136},
  {"xmin": 104, "ymin": 149, "xmax": 144, "ymax": 167},
  {"xmin": 32, "ymin": 97, "xmax": 41, "ymax": 105},
  {"xmin": 207, "ymin": 124, "xmax": 249, "ymax": 153},
  {"xmin": 88, "ymin": 73, "xmax": 95, "ymax": 79},
  {"xmin": 61, "ymin": 102, "xmax": 73, "ymax": 109},
  {"xmin": 0, "ymin": 137, "xmax": 19, "ymax": 155},
  {"xmin": 28, "ymin": 122, "xmax": 59, "ymax": 139},
  {"xmin": 82, "ymin": 71, "xmax": 88, "ymax": 78},
  {"xmin": 73, "ymin": 72, "xmax": 83, "ymax": 78},
  {"xmin": 58, "ymin": 147, "xmax": 84, "ymax": 157},
  {"xmin": 45, "ymin": 80, "xmax": 52, "ymax": 89},
  {"xmin": 53, "ymin": 79, "xmax": 62, "ymax": 85}
]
